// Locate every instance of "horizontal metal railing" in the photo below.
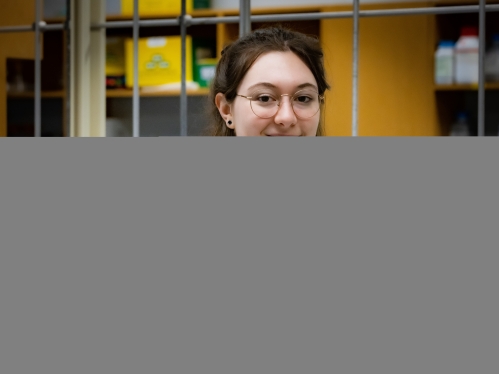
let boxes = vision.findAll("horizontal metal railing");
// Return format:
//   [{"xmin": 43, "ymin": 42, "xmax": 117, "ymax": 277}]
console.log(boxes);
[{"xmin": 2, "ymin": 5, "xmax": 498, "ymax": 33}]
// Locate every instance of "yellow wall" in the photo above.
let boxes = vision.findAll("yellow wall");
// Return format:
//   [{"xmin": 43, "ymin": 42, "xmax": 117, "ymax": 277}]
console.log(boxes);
[{"xmin": 322, "ymin": 3, "xmax": 442, "ymax": 136}]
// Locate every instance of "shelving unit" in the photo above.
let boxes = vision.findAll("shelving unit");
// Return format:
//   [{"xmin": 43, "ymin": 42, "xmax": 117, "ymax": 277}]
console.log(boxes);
[
  {"xmin": 5, "ymin": 24, "xmax": 66, "ymax": 136},
  {"xmin": 102, "ymin": 11, "xmax": 216, "ymax": 136},
  {"xmin": 435, "ymin": 83, "xmax": 499, "ymax": 91},
  {"xmin": 433, "ymin": 0, "xmax": 499, "ymax": 135},
  {"xmin": 3, "ymin": 1, "xmax": 499, "ymax": 136}
]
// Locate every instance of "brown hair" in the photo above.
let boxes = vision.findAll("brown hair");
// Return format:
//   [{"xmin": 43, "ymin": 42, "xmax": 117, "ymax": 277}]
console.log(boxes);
[{"xmin": 206, "ymin": 25, "xmax": 330, "ymax": 136}]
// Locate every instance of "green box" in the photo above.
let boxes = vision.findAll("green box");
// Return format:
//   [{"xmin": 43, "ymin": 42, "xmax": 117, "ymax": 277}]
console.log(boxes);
[
  {"xmin": 192, "ymin": 37, "xmax": 217, "ymax": 88},
  {"xmin": 194, "ymin": 0, "xmax": 211, "ymax": 9}
]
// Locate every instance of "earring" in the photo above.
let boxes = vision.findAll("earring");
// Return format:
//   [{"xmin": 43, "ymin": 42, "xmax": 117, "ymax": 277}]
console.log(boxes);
[{"xmin": 228, "ymin": 121, "xmax": 233, "ymax": 125}]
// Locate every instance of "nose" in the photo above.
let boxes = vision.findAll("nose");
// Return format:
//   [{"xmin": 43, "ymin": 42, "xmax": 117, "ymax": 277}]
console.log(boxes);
[{"xmin": 274, "ymin": 96, "xmax": 297, "ymax": 128}]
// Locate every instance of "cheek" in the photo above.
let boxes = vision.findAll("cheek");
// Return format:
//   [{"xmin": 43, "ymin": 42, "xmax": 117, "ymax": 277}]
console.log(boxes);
[
  {"xmin": 302, "ymin": 115, "xmax": 321, "ymax": 135},
  {"xmin": 233, "ymin": 103, "xmax": 269, "ymax": 135}
]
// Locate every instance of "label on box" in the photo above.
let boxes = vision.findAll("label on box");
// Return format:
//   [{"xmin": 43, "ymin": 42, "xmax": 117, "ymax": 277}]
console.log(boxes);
[
  {"xmin": 147, "ymin": 38, "xmax": 167, "ymax": 48},
  {"xmin": 200, "ymin": 66, "xmax": 215, "ymax": 81}
]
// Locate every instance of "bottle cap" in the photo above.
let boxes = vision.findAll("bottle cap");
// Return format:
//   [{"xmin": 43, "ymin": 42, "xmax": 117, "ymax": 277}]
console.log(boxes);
[
  {"xmin": 439, "ymin": 40, "xmax": 455, "ymax": 48},
  {"xmin": 456, "ymin": 111, "xmax": 468, "ymax": 121},
  {"xmin": 461, "ymin": 26, "xmax": 478, "ymax": 37},
  {"xmin": 493, "ymin": 33, "xmax": 499, "ymax": 42}
]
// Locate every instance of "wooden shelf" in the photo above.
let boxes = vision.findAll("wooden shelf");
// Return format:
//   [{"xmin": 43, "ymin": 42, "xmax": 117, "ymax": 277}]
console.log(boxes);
[
  {"xmin": 106, "ymin": 87, "xmax": 210, "ymax": 98},
  {"xmin": 7, "ymin": 90, "xmax": 65, "ymax": 99},
  {"xmin": 435, "ymin": 83, "xmax": 499, "ymax": 91}
]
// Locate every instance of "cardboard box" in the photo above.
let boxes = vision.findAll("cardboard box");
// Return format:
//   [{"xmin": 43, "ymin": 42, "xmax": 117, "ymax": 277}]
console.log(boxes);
[
  {"xmin": 121, "ymin": 0, "xmax": 193, "ymax": 17},
  {"xmin": 125, "ymin": 36, "xmax": 193, "ymax": 87}
]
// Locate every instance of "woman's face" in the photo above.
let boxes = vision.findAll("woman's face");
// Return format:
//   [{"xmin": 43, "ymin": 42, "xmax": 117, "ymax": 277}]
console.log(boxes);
[{"xmin": 217, "ymin": 51, "xmax": 321, "ymax": 136}]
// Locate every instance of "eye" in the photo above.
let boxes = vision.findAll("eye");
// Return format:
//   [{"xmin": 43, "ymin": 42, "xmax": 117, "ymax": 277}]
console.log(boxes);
[
  {"xmin": 295, "ymin": 95, "xmax": 313, "ymax": 103},
  {"xmin": 257, "ymin": 95, "xmax": 276, "ymax": 103}
]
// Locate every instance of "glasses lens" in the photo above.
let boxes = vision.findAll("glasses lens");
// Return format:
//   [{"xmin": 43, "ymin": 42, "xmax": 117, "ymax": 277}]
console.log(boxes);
[
  {"xmin": 250, "ymin": 94, "xmax": 279, "ymax": 119},
  {"xmin": 291, "ymin": 90, "xmax": 321, "ymax": 119}
]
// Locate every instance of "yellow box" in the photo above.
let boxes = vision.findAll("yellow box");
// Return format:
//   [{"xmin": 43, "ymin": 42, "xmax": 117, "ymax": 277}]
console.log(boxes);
[
  {"xmin": 125, "ymin": 36, "xmax": 193, "ymax": 87},
  {"xmin": 121, "ymin": 0, "xmax": 193, "ymax": 17}
]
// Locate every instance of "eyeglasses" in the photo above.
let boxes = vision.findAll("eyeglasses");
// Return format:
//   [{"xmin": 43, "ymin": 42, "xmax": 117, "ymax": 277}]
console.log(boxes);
[{"xmin": 236, "ymin": 89, "xmax": 324, "ymax": 120}]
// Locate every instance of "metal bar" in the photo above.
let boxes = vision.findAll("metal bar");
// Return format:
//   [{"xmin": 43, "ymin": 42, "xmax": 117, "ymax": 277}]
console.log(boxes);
[
  {"xmin": 352, "ymin": 0, "xmax": 360, "ymax": 137},
  {"xmin": 478, "ymin": 0, "xmax": 486, "ymax": 136},
  {"xmin": 0, "ymin": 24, "xmax": 64, "ymax": 33},
  {"xmin": 72, "ymin": 0, "xmax": 91, "ymax": 136},
  {"xmin": 353, "ymin": 4, "xmax": 499, "ymax": 18},
  {"xmin": 182, "ymin": 16, "xmax": 239, "ymax": 26},
  {"xmin": 248, "ymin": 4, "xmax": 499, "ymax": 21},
  {"xmin": 65, "ymin": 0, "xmax": 71, "ymax": 137},
  {"xmin": 91, "ymin": 19, "xmax": 179, "ymax": 30},
  {"xmin": 180, "ymin": 0, "xmax": 188, "ymax": 136},
  {"xmin": 42, "ymin": 24, "xmax": 66, "ymax": 31},
  {"xmin": 240, "ymin": 0, "xmax": 251, "ymax": 38},
  {"xmin": 34, "ymin": 0, "xmax": 42, "ymax": 137},
  {"xmin": 133, "ymin": 0, "xmax": 140, "ymax": 137},
  {"xmin": 0, "ymin": 4, "xmax": 497, "ymax": 35},
  {"xmin": 0, "ymin": 25, "xmax": 33, "ymax": 33},
  {"xmin": 87, "ymin": 4, "xmax": 499, "ymax": 31},
  {"xmin": 90, "ymin": 0, "xmax": 106, "ymax": 137}
]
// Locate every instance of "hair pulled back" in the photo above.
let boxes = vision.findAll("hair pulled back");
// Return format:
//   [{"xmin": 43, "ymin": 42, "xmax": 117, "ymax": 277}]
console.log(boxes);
[{"xmin": 207, "ymin": 26, "xmax": 330, "ymax": 136}]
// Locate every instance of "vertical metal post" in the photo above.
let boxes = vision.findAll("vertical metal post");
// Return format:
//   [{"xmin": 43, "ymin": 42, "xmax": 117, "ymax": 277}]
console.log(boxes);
[
  {"xmin": 240, "ymin": 0, "xmax": 251, "ymax": 38},
  {"xmin": 180, "ymin": 0, "xmax": 188, "ymax": 136},
  {"xmin": 133, "ymin": 0, "xmax": 140, "ymax": 137},
  {"xmin": 478, "ymin": 0, "xmax": 486, "ymax": 136},
  {"xmin": 65, "ymin": 0, "xmax": 71, "ymax": 137},
  {"xmin": 71, "ymin": 0, "xmax": 105, "ymax": 137},
  {"xmin": 352, "ymin": 0, "xmax": 360, "ymax": 137},
  {"xmin": 34, "ymin": 0, "xmax": 42, "ymax": 137},
  {"xmin": 90, "ymin": 0, "xmax": 106, "ymax": 137}
]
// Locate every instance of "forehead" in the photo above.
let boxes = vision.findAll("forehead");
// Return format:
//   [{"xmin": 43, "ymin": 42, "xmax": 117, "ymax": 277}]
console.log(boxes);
[{"xmin": 238, "ymin": 51, "xmax": 318, "ymax": 92}]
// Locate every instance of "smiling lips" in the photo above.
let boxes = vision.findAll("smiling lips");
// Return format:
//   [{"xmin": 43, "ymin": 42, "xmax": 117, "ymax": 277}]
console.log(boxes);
[{"xmin": 265, "ymin": 133, "xmax": 302, "ymax": 136}]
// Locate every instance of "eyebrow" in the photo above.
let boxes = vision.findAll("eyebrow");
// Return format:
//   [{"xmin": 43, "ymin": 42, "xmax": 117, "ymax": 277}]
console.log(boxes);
[{"xmin": 246, "ymin": 82, "xmax": 318, "ymax": 91}]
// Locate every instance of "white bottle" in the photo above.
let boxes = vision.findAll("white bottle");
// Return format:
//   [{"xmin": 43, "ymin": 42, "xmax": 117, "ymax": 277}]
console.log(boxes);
[
  {"xmin": 450, "ymin": 112, "xmax": 470, "ymax": 136},
  {"xmin": 455, "ymin": 27, "xmax": 479, "ymax": 84},
  {"xmin": 435, "ymin": 41, "xmax": 455, "ymax": 85},
  {"xmin": 485, "ymin": 33, "xmax": 499, "ymax": 82}
]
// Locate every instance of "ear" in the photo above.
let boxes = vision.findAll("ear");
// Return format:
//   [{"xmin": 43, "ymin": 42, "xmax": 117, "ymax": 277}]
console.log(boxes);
[{"xmin": 215, "ymin": 93, "xmax": 234, "ymax": 129}]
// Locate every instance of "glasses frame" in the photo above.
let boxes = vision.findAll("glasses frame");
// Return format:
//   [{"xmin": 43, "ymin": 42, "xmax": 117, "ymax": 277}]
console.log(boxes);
[{"xmin": 236, "ymin": 89, "xmax": 325, "ymax": 120}]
